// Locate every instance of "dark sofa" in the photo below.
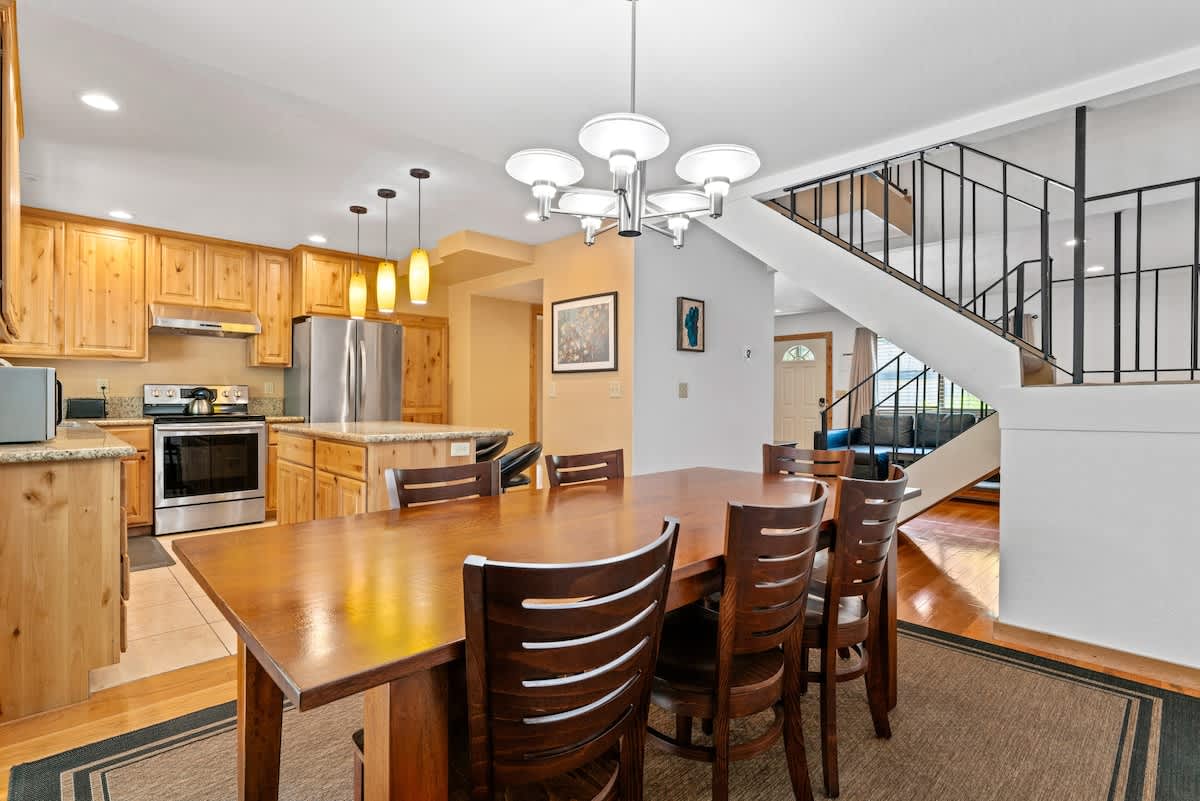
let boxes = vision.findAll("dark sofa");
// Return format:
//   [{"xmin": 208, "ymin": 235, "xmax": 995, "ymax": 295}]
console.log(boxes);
[{"xmin": 819, "ymin": 412, "xmax": 979, "ymax": 478}]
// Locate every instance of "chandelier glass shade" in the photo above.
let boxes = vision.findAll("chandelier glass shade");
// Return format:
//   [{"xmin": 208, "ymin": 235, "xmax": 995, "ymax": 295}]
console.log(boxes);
[{"xmin": 505, "ymin": 0, "xmax": 759, "ymax": 249}]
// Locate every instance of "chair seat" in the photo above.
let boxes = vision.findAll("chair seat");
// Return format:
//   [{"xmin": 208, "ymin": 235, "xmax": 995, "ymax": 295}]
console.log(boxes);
[
  {"xmin": 351, "ymin": 729, "xmax": 619, "ymax": 801},
  {"xmin": 803, "ymin": 593, "xmax": 866, "ymax": 627},
  {"xmin": 651, "ymin": 607, "xmax": 784, "ymax": 719}
]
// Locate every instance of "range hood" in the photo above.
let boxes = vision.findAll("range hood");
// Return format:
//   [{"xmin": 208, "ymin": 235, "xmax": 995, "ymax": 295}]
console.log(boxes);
[{"xmin": 148, "ymin": 303, "xmax": 262, "ymax": 338}]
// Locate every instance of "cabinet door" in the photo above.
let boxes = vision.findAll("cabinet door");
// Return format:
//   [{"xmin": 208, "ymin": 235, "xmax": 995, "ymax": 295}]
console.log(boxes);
[
  {"xmin": 148, "ymin": 235, "xmax": 205, "ymax": 306},
  {"xmin": 122, "ymin": 453, "xmax": 152, "ymax": 526},
  {"xmin": 303, "ymin": 252, "xmax": 351, "ymax": 315},
  {"xmin": 277, "ymin": 460, "xmax": 314, "ymax": 525},
  {"xmin": 336, "ymin": 475, "xmax": 368, "ymax": 517},
  {"xmin": 265, "ymin": 444, "xmax": 278, "ymax": 512},
  {"xmin": 250, "ymin": 250, "xmax": 291, "ymax": 366},
  {"xmin": 314, "ymin": 469, "xmax": 340, "ymax": 520},
  {"xmin": 0, "ymin": 216, "xmax": 65, "ymax": 356},
  {"xmin": 206, "ymin": 244, "xmax": 255, "ymax": 311},
  {"xmin": 63, "ymin": 224, "xmax": 146, "ymax": 359},
  {"xmin": 402, "ymin": 320, "xmax": 449, "ymax": 423}
]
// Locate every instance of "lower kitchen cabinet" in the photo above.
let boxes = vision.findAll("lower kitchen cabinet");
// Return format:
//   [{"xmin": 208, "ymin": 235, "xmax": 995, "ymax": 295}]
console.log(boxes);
[
  {"xmin": 276, "ymin": 459, "xmax": 314, "ymax": 526},
  {"xmin": 315, "ymin": 469, "xmax": 367, "ymax": 520},
  {"xmin": 107, "ymin": 425, "xmax": 153, "ymax": 527},
  {"xmin": 266, "ymin": 442, "xmax": 278, "ymax": 513}
]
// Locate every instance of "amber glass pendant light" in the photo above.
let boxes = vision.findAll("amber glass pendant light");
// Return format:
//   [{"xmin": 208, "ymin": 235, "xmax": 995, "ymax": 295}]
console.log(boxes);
[
  {"xmin": 348, "ymin": 204, "xmax": 368, "ymax": 320},
  {"xmin": 408, "ymin": 168, "xmax": 431, "ymax": 305},
  {"xmin": 376, "ymin": 188, "xmax": 397, "ymax": 314}
]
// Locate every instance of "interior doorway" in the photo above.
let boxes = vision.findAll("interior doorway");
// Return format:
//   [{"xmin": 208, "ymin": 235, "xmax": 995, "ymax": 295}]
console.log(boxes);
[{"xmin": 773, "ymin": 332, "xmax": 832, "ymax": 446}]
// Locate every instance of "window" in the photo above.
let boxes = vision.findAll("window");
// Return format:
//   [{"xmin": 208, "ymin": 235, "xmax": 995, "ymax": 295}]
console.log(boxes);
[
  {"xmin": 781, "ymin": 344, "xmax": 815, "ymax": 362},
  {"xmin": 873, "ymin": 338, "xmax": 986, "ymax": 411}
]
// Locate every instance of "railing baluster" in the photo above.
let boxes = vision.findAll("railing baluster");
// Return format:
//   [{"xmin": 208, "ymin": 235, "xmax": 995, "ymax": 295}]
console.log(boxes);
[
  {"xmin": 860, "ymin": 174, "xmax": 865, "ymax": 252},
  {"xmin": 972, "ymin": 183, "xmax": 978, "ymax": 312},
  {"xmin": 940, "ymin": 170, "xmax": 946, "ymax": 295},
  {"xmin": 959, "ymin": 147, "xmax": 965, "ymax": 305},
  {"xmin": 849, "ymin": 170, "xmax": 855, "ymax": 250},
  {"xmin": 893, "ymin": 358, "xmax": 901, "ymax": 471},
  {"xmin": 816, "ymin": 179, "xmax": 823, "ymax": 232},
  {"xmin": 883, "ymin": 160, "xmax": 890, "ymax": 269},
  {"xmin": 1154, "ymin": 270, "xmax": 1160, "ymax": 382},
  {"xmin": 1072, "ymin": 106, "xmax": 1087, "ymax": 384},
  {"xmin": 836, "ymin": 176, "xmax": 841, "ymax": 240},
  {"xmin": 1193, "ymin": 179, "xmax": 1199, "ymax": 381},
  {"xmin": 919, "ymin": 153, "xmax": 925, "ymax": 284},
  {"xmin": 789, "ymin": 188, "xmax": 796, "ymax": 221},
  {"xmin": 1002, "ymin": 164, "xmax": 1009, "ymax": 338},
  {"xmin": 1015, "ymin": 260, "xmax": 1026, "ymax": 340},
  {"xmin": 1135, "ymin": 190, "xmax": 1142, "ymax": 373},
  {"xmin": 1042, "ymin": 178, "xmax": 1052, "ymax": 358},
  {"xmin": 912, "ymin": 160, "xmax": 918, "ymax": 280},
  {"xmin": 1114, "ymin": 210, "xmax": 1122, "ymax": 383}
]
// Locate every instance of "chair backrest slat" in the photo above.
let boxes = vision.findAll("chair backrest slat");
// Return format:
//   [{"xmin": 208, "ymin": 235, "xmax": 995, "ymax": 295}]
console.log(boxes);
[
  {"xmin": 826, "ymin": 465, "xmax": 908, "ymax": 601},
  {"xmin": 720, "ymin": 482, "xmax": 828, "ymax": 655},
  {"xmin": 385, "ymin": 461, "xmax": 500, "ymax": 509},
  {"xmin": 763, "ymin": 443, "xmax": 854, "ymax": 480},
  {"xmin": 545, "ymin": 449, "xmax": 625, "ymax": 488},
  {"xmin": 464, "ymin": 519, "xmax": 678, "ymax": 791}
]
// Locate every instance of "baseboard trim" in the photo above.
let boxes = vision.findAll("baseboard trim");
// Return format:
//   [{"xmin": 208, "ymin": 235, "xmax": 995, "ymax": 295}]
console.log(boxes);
[{"xmin": 992, "ymin": 620, "xmax": 1200, "ymax": 695}]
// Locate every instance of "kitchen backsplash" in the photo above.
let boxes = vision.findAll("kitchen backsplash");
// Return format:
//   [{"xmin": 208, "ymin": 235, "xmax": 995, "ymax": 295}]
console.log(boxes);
[{"xmin": 62, "ymin": 395, "xmax": 285, "ymax": 419}]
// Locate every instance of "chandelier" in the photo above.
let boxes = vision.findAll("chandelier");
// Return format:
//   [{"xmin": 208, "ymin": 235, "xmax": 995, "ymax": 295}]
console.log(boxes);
[{"xmin": 504, "ymin": 0, "xmax": 760, "ymax": 249}]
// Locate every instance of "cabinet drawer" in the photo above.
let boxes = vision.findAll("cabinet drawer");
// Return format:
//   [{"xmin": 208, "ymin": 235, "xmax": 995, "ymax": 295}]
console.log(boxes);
[
  {"xmin": 315, "ymin": 440, "xmax": 367, "ymax": 480},
  {"xmin": 278, "ymin": 434, "xmax": 314, "ymax": 466},
  {"xmin": 107, "ymin": 425, "xmax": 152, "ymax": 452},
  {"xmin": 268, "ymin": 425, "xmax": 281, "ymax": 446}
]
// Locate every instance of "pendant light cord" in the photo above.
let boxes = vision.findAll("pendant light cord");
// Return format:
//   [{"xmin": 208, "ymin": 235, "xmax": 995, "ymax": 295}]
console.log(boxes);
[
  {"xmin": 418, "ymin": 177, "xmax": 423, "ymax": 249},
  {"xmin": 384, "ymin": 197, "xmax": 389, "ymax": 261},
  {"xmin": 629, "ymin": 0, "xmax": 637, "ymax": 113}
]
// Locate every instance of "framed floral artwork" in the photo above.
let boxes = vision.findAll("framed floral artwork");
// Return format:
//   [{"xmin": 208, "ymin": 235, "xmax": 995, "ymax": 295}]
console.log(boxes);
[
  {"xmin": 676, "ymin": 296, "xmax": 705, "ymax": 352},
  {"xmin": 551, "ymin": 291, "xmax": 618, "ymax": 373}
]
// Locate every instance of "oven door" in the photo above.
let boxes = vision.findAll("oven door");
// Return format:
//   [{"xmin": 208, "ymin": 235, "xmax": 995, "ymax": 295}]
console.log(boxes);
[{"xmin": 154, "ymin": 422, "xmax": 267, "ymax": 509}]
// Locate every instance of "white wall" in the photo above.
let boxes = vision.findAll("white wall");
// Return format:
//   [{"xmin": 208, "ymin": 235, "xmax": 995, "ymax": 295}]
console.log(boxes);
[
  {"xmin": 632, "ymin": 224, "xmax": 774, "ymax": 475},
  {"xmin": 774, "ymin": 309, "xmax": 860, "ymax": 396}
]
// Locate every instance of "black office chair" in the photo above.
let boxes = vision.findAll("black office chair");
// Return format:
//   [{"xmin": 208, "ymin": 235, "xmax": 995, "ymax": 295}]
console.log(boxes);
[
  {"xmin": 498, "ymin": 442, "xmax": 542, "ymax": 490},
  {"xmin": 474, "ymin": 434, "xmax": 509, "ymax": 463}
]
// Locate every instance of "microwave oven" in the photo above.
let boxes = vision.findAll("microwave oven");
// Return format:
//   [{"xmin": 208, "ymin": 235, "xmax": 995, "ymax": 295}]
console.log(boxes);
[{"xmin": 0, "ymin": 365, "xmax": 61, "ymax": 443}]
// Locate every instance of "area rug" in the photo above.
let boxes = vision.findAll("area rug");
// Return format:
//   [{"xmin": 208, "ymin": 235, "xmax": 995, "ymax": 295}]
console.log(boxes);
[
  {"xmin": 9, "ymin": 624, "xmax": 1197, "ymax": 801},
  {"xmin": 126, "ymin": 536, "xmax": 175, "ymax": 572}
]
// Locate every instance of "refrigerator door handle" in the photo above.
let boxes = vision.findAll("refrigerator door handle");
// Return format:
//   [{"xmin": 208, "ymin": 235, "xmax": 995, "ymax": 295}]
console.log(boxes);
[
  {"xmin": 359, "ymin": 332, "xmax": 367, "ymax": 421},
  {"xmin": 346, "ymin": 344, "xmax": 355, "ymax": 422}
]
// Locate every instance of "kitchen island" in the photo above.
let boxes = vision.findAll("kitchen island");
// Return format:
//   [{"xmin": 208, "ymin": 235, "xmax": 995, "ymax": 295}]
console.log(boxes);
[
  {"xmin": 0, "ymin": 423, "xmax": 135, "ymax": 721},
  {"xmin": 272, "ymin": 422, "xmax": 513, "ymax": 524}
]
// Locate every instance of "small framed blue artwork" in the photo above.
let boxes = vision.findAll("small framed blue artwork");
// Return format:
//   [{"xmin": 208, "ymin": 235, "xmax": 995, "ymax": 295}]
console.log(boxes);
[{"xmin": 676, "ymin": 297, "xmax": 705, "ymax": 352}]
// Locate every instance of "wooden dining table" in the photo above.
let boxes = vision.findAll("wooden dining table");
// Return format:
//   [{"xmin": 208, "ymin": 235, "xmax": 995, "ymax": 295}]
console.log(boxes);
[{"xmin": 175, "ymin": 467, "xmax": 919, "ymax": 801}]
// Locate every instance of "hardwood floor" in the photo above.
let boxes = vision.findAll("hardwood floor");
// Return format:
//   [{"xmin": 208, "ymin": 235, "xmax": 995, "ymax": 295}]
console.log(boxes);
[{"xmin": 1, "ymin": 498, "xmax": 1196, "ymax": 800}]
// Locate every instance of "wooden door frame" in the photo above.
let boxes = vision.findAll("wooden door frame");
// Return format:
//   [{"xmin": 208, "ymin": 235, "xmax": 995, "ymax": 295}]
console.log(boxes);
[
  {"xmin": 774, "ymin": 331, "xmax": 834, "ymax": 412},
  {"xmin": 529, "ymin": 305, "xmax": 543, "ymax": 445}
]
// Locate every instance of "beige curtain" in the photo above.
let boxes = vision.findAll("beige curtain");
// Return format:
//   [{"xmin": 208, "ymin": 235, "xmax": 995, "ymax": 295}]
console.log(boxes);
[
  {"xmin": 847, "ymin": 327, "xmax": 877, "ymax": 429},
  {"xmin": 1008, "ymin": 312, "xmax": 1038, "ymax": 347}
]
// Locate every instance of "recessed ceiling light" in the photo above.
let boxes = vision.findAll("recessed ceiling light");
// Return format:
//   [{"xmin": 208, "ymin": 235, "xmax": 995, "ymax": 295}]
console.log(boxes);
[
  {"xmin": 524, "ymin": 211, "xmax": 541, "ymax": 222},
  {"xmin": 108, "ymin": 209, "xmax": 134, "ymax": 220},
  {"xmin": 1087, "ymin": 264, "xmax": 1105, "ymax": 273},
  {"xmin": 80, "ymin": 93, "xmax": 120, "ymax": 111},
  {"xmin": 307, "ymin": 234, "xmax": 327, "ymax": 244}
]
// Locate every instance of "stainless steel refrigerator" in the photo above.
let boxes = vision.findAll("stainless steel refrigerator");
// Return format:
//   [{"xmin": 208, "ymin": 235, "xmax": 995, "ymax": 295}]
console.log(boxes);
[{"xmin": 284, "ymin": 317, "xmax": 404, "ymax": 422}]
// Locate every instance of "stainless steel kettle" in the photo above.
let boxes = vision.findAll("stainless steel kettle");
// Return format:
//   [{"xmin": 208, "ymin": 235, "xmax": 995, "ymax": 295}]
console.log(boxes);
[{"xmin": 185, "ymin": 387, "xmax": 215, "ymax": 415}]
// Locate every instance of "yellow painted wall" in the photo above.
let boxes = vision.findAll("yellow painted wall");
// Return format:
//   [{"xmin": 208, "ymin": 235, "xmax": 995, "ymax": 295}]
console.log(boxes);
[
  {"xmin": 10, "ymin": 335, "xmax": 284, "ymax": 398},
  {"xmin": 468, "ymin": 296, "xmax": 534, "ymax": 448}
]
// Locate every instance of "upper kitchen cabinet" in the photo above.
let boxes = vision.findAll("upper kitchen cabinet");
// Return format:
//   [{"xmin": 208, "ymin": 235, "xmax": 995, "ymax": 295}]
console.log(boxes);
[
  {"xmin": 292, "ymin": 247, "xmax": 351, "ymax": 317},
  {"xmin": 0, "ymin": 215, "xmax": 64, "ymax": 357},
  {"xmin": 63, "ymin": 223, "xmax": 147, "ymax": 360},
  {"xmin": 249, "ymin": 249, "xmax": 291, "ymax": 366},
  {"xmin": 402, "ymin": 317, "xmax": 449, "ymax": 423},
  {"xmin": 205, "ymin": 243, "xmax": 255, "ymax": 311},
  {"xmin": 147, "ymin": 235, "xmax": 205, "ymax": 306}
]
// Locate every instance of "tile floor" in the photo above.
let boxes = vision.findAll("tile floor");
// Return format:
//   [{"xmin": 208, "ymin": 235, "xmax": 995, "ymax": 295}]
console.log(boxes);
[{"xmin": 88, "ymin": 521, "xmax": 277, "ymax": 692}]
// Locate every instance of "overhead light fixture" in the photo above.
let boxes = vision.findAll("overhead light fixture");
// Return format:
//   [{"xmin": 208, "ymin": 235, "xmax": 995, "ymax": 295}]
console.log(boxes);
[
  {"xmin": 504, "ymin": 0, "xmax": 759, "ymax": 248},
  {"xmin": 1087, "ymin": 264, "xmax": 1105, "ymax": 273},
  {"xmin": 108, "ymin": 209, "xmax": 134, "ymax": 221},
  {"xmin": 308, "ymin": 233, "xmax": 327, "ymax": 244},
  {"xmin": 80, "ymin": 93, "xmax": 119, "ymax": 112},
  {"xmin": 348, "ymin": 205, "xmax": 368, "ymax": 320},
  {"xmin": 376, "ymin": 188, "xmax": 397, "ymax": 314},
  {"xmin": 408, "ymin": 168, "xmax": 431, "ymax": 306}
]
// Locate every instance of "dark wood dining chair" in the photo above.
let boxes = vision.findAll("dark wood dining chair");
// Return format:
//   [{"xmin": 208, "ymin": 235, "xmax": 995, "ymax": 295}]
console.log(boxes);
[
  {"xmin": 648, "ymin": 481, "xmax": 829, "ymax": 801},
  {"xmin": 544, "ymin": 448, "xmax": 625, "ymax": 488},
  {"xmin": 801, "ymin": 464, "xmax": 908, "ymax": 798},
  {"xmin": 763, "ymin": 443, "xmax": 854, "ymax": 480},
  {"xmin": 384, "ymin": 461, "xmax": 500, "ymax": 509},
  {"xmin": 351, "ymin": 521, "xmax": 679, "ymax": 801}
]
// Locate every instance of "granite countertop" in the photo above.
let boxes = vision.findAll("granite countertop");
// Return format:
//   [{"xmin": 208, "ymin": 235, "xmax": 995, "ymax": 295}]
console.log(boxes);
[
  {"xmin": 0, "ymin": 422, "xmax": 137, "ymax": 464},
  {"xmin": 273, "ymin": 421, "xmax": 513, "ymax": 444},
  {"xmin": 266, "ymin": 416, "xmax": 305, "ymax": 424},
  {"xmin": 88, "ymin": 417, "xmax": 153, "ymax": 427}
]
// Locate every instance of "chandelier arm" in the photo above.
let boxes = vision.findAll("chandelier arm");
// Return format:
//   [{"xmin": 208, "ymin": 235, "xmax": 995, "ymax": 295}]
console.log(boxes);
[
  {"xmin": 547, "ymin": 208, "xmax": 618, "ymax": 221},
  {"xmin": 642, "ymin": 205, "xmax": 709, "ymax": 222},
  {"xmin": 643, "ymin": 222, "xmax": 676, "ymax": 239}
]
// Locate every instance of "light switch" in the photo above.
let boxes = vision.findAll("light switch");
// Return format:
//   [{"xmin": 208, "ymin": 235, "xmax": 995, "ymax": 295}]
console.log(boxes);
[
  {"xmin": 548, "ymin": 381, "xmax": 558, "ymax": 398},
  {"xmin": 678, "ymin": 382, "xmax": 688, "ymax": 399},
  {"xmin": 608, "ymin": 381, "xmax": 622, "ymax": 398},
  {"xmin": 450, "ymin": 441, "xmax": 471, "ymax": 457}
]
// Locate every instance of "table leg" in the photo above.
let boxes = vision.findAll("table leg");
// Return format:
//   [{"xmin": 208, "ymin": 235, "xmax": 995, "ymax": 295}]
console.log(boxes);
[
  {"xmin": 881, "ymin": 535, "xmax": 898, "ymax": 710},
  {"xmin": 238, "ymin": 642, "xmax": 284, "ymax": 801},
  {"xmin": 363, "ymin": 666, "xmax": 450, "ymax": 801}
]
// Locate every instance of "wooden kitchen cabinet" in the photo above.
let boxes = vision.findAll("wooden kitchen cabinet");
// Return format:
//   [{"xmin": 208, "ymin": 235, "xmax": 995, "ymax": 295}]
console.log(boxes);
[
  {"xmin": 249, "ymin": 249, "xmax": 291, "ymax": 366},
  {"xmin": 205, "ymin": 243, "xmax": 255, "ymax": 311},
  {"xmin": 0, "ymin": 0, "xmax": 21, "ymax": 345},
  {"xmin": 107, "ymin": 425, "xmax": 153, "ymax": 527},
  {"xmin": 314, "ymin": 469, "xmax": 366, "ymax": 520},
  {"xmin": 276, "ymin": 457, "xmax": 314, "ymax": 526},
  {"xmin": 63, "ymin": 223, "xmax": 146, "ymax": 359},
  {"xmin": 148, "ymin": 235, "xmax": 205, "ymax": 306},
  {"xmin": 0, "ymin": 216, "xmax": 65, "ymax": 357},
  {"xmin": 402, "ymin": 318, "xmax": 449, "ymax": 424},
  {"xmin": 292, "ymin": 247, "xmax": 351, "ymax": 317},
  {"xmin": 265, "ymin": 443, "xmax": 278, "ymax": 512}
]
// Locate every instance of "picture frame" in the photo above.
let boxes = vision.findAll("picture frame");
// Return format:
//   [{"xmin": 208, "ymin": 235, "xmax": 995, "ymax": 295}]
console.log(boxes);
[
  {"xmin": 676, "ymin": 296, "xmax": 705, "ymax": 352},
  {"xmin": 551, "ymin": 291, "xmax": 618, "ymax": 373}
]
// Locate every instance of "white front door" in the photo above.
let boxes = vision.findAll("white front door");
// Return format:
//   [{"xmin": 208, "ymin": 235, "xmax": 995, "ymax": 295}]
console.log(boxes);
[{"xmin": 774, "ymin": 337, "xmax": 828, "ymax": 446}]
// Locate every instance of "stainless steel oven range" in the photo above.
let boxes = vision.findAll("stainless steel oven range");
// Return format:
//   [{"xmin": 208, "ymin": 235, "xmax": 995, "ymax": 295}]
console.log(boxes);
[{"xmin": 144, "ymin": 384, "xmax": 266, "ymax": 535}]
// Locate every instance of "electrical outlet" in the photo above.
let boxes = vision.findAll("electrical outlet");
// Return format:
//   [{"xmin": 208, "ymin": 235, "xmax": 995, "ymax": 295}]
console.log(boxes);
[
  {"xmin": 450, "ymin": 441, "xmax": 471, "ymax": 457},
  {"xmin": 264, "ymin": 381, "xmax": 275, "ymax": 395},
  {"xmin": 678, "ymin": 382, "xmax": 689, "ymax": 399},
  {"xmin": 608, "ymin": 381, "xmax": 622, "ymax": 398},
  {"xmin": 96, "ymin": 378, "xmax": 109, "ymax": 394}
]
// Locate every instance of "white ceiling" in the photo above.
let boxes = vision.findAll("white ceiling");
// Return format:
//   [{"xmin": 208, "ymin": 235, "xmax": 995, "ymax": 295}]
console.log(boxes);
[{"xmin": 19, "ymin": 0, "xmax": 1200, "ymax": 259}]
